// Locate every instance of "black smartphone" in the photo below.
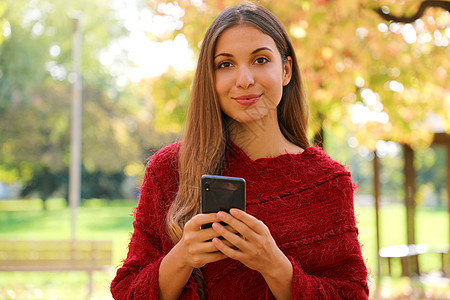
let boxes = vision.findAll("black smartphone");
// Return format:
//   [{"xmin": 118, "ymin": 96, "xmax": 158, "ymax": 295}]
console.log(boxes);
[{"xmin": 200, "ymin": 175, "xmax": 246, "ymax": 229}]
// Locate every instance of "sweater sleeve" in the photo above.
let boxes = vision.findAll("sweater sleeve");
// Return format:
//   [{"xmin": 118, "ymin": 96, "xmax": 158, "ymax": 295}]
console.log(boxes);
[
  {"xmin": 258, "ymin": 173, "xmax": 369, "ymax": 300},
  {"xmin": 287, "ymin": 174, "xmax": 369, "ymax": 299},
  {"xmin": 288, "ymin": 232, "xmax": 369, "ymax": 299},
  {"xmin": 110, "ymin": 157, "xmax": 199, "ymax": 299}
]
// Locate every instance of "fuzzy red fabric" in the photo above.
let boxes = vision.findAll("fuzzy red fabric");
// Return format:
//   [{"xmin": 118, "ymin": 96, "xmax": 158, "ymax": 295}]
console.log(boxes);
[{"xmin": 111, "ymin": 141, "xmax": 369, "ymax": 299}]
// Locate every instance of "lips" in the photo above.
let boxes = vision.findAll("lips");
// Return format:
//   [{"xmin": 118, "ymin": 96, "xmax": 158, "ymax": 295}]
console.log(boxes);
[{"xmin": 233, "ymin": 94, "xmax": 261, "ymax": 106}]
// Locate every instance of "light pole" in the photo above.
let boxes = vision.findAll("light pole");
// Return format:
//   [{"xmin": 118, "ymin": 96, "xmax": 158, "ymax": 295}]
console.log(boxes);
[{"xmin": 69, "ymin": 12, "xmax": 83, "ymax": 241}]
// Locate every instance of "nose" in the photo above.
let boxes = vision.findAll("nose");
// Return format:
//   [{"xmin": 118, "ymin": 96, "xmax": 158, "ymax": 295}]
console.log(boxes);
[{"xmin": 236, "ymin": 66, "xmax": 254, "ymax": 89}]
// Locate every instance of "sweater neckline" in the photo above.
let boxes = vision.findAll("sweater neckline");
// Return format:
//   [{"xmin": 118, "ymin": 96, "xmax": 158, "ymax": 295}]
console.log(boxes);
[{"xmin": 226, "ymin": 138, "xmax": 312, "ymax": 165}]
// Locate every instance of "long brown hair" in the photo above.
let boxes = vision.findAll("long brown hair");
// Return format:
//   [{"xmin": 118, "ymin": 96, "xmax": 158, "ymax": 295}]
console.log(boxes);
[{"xmin": 165, "ymin": 2, "xmax": 309, "ymax": 296}]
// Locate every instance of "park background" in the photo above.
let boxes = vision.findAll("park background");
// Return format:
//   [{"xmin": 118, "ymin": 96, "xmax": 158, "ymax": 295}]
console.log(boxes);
[{"xmin": 0, "ymin": 0, "xmax": 449, "ymax": 299}]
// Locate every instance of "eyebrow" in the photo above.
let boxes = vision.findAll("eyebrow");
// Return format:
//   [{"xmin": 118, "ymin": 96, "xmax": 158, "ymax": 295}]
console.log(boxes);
[{"xmin": 214, "ymin": 47, "xmax": 274, "ymax": 59}]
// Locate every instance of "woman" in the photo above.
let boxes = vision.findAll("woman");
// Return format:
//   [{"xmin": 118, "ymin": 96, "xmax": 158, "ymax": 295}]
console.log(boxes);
[{"xmin": 111, "ymin": 3, "xmax": 369, "ymax": 299}]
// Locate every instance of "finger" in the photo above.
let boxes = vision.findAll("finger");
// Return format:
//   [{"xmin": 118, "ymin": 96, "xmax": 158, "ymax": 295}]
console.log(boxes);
[
  {"xmin": 212, "ymin": 237, "xmax": 241, "ymax": 260},
  {"xmin": 229, "ymin": 209, "xmax": 267, "ymax": 235},
  {"xmin": 216, "ymin": 211, "xmax": 258, "ymax": 241},
  {"xmin": 220, "ymin": 238, "xmax": 235, "ymax": 248},
  {"xmin": 185, "ymin": 213, "xmax": 220, "ymax": 231},
  {"xmin": 208, "ymin": 225, "xmax": 236, "ymax": 247},
  {"xmin": 202, "ymin": 251, "xmax": 228, "ymax": 264},
  {"xmin": 191, "ymin": 229, "xmax": 235, "ymax": 249},
  {"xmin": 212, "ymin": 222, "xmax": 248, "ymax": 251},
  {"xmin": 224, "ymin": 224, "xmax": 238, "ymax": 234},
  {"xmin": 190, "ymin": 240, "xmax": 227, "ymax": 254},
  {"xmin": 199, "ymin": 228, "xmax": 237, "ymax": 248},
  {"xmin": 189, "ymin": 251, "xmax": 228, "ymax": 268},
  {"xmin": 196, "ymin": 227, "xmax": 225, "ymax": 242}
]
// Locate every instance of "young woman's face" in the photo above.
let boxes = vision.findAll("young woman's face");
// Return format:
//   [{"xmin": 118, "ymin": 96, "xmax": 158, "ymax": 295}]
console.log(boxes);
[{"xmin": 214, "ymin": 24, "xmax": 292, "ymax": 125}]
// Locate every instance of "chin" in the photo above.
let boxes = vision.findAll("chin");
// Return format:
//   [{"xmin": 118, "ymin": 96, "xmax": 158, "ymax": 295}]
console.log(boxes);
[{"xmin": 229, "ymin": 111, "xmax": 269, "ymax": 124}]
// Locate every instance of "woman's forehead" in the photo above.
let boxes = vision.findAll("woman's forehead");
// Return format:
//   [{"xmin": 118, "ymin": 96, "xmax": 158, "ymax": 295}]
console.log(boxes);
[{"xmin": 214, "ymin": 24, "xmax": 277, "ymax": 55}]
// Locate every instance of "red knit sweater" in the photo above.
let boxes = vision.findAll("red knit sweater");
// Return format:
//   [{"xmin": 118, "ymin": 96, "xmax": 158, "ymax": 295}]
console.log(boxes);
[{"xmin": 111, "ymin": 141, "xmax": 369, "ymax": 299}]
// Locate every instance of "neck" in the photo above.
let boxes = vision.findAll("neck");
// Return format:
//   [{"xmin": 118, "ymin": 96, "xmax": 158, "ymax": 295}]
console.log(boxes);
[{"xmin": 227, "ymin": 115, "xmax": 302, "ymax": 160}]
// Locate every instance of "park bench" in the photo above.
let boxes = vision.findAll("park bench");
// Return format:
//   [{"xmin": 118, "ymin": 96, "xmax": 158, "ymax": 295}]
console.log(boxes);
[
  {"xmin": 0, "ymin": 240, "xmax": 113, "ymax": 297},
  {"xmin": 379, "ymin": 243, "xmax": 449, "ymax": 277}
]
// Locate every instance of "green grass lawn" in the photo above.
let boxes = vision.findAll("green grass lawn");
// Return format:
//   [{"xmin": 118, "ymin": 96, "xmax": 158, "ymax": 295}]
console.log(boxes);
[
  {"xmin": 0, "ymin": 199, "xmax": 448, "ymax": 299},
  {"xmin": 0, "ymin": 199, "xmax": 136, "ymax": 300},
  {"xmin": 356, "ymin": 204, "xmax": 448, "ymax": 276}
]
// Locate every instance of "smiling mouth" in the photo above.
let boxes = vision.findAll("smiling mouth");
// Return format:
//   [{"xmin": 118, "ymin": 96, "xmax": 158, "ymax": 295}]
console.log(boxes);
[{"xmin": 233, "ymin": 94, "xmax": 262, "ymax": 106}]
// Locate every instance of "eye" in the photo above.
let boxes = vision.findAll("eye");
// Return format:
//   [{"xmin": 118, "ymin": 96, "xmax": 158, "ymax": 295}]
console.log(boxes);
[
  {"xmin": 255, "ymin": 57, "xmax": 270, "ymax": 65},
  {"xmin": 217, "ymin": 61, "xmax": 233, "ymax": 69}
]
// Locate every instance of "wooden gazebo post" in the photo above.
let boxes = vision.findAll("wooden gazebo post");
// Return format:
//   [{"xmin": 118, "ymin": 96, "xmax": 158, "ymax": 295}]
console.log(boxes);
[
  {"xmin": 447, "ymin": 141, "xmax": 450, "ymax": 245},
  {"xmin": 403, "ymin": 144, "xmax": 419, "ymax": 275},
  {"xmin": 373, "ymin": 151, "xmax": 381, "ymax": 282},
  {"xmin": 432, "ymin": 133, "xmax": 450, "ymax": 245}
]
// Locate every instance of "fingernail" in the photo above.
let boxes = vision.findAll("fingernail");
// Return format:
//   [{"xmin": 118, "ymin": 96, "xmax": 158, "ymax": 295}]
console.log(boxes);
[
  {"xmin": 230, "ymin": 208, "xmax": 238, "ymax": 216},
  {"xmin": 217, "ymin": 211, "xmax": 225, "ymax": 219}
]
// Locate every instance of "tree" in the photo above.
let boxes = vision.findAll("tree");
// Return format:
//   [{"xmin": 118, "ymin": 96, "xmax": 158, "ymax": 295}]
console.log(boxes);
[
  {"xmin": 150, "ymin": 0, "xmax": 449, "ymax": 150},
  {"xmin": 0, "ymin": 0, "xmax": 151, "ymax": 202},
  {"xmin": 374, "ymin": 0, "xmax": 450, "ymax": 23},
  {"xmin": 0, "ymin": 0, "xmax": 8, "ymax": 47}
]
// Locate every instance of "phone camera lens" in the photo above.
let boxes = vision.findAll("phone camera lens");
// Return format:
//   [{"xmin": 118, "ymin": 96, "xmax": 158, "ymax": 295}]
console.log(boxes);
[{"xmin": 205, "ymin": 183, "xmax": 210, "ymax": 191}]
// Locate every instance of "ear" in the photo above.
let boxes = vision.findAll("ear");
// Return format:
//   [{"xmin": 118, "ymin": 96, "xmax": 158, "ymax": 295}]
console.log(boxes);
[{"xmin": 282, "ymin": 56, "xmax": 293, "ymax": 86}]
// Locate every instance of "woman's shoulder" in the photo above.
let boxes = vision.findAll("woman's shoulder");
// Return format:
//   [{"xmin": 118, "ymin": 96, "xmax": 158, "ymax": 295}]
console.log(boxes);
[
  {"xmin": 146, "ymin": 141, "xmax": 182, "ymax": 176},
  {"xmin": 149, "ymin": 141, "xmax": 181, "ymax": 163},
  {"xmin": 299, "ymin": 146, "xmax": 350, "ymax": 179}
]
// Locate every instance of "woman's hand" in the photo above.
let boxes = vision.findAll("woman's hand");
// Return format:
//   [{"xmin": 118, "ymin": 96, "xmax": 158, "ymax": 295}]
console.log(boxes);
[
  {"xmin": 211, "ymin": 209, "xmax": 293, "ymax": 299},
  {"xmin": 177, "ymin": 213, "xmax": 228, "ymax": 269},
  {"xmin": 159, "ymin": 213, "xmax": 227, "ymax": 300}
]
